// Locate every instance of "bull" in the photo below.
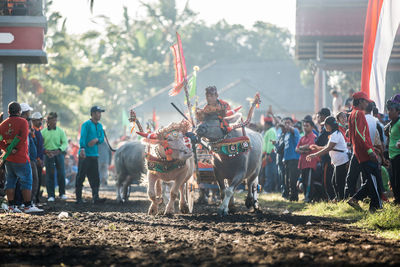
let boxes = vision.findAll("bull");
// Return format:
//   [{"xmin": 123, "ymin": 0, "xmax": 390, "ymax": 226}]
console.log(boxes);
[
  {"xmin": 114, "ymin": 141, "xmax": 146, "ymax": 203},
  {"xmin": 195, "ymin": 94, "xmax": 262, "ymax": 216},
  {"xmin": 137, "ymin": 120, "xmax": 194, "ymax": 215}
]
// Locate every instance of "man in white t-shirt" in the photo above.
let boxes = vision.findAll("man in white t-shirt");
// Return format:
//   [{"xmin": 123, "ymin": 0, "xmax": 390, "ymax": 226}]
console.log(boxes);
[
  {"xmin": 364, "ymin": 101, "xmax": 387, "ymax": 200},
  {"xmin": 307, "ymin": 116, "xmax": 349, "ymax": 200},
  {"xmin": 328, "ymin": 130, "xmax": 348, "ymax": 167},
  {"xmin": 365, "ymin": 102, "xmax": 378, "ymax": 145}
]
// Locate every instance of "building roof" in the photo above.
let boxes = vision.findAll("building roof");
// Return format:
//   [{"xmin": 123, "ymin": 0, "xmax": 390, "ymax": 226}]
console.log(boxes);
[
  {"xmin": 297, "ymin": 0, "xmax": 368, "ymax": 37},
  {"xmin": 295, "ymin": 0, "xmax": 400, "ymax": 69}
]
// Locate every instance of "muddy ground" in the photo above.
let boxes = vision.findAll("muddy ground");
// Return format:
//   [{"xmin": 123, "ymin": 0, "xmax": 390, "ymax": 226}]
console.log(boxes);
[{"xmin": 1, "ymin": 185, "xmax": 400, "ymax": 266}]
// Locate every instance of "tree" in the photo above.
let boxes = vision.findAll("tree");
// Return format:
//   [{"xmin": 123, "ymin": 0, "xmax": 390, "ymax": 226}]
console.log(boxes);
[{"xmin": 18, "ymin": 0, "xmax": 294, "ymax": 139}]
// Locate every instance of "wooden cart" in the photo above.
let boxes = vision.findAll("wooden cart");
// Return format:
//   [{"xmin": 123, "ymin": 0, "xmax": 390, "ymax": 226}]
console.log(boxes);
[{"xmin": 185, "ymin": 147, "xmax": 219, "ymax": 212}]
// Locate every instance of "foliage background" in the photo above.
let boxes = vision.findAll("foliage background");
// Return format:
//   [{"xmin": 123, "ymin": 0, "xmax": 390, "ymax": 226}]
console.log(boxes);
[{"xmin": 13, "ymin": 0, "xmax": 400, "ymax": 139}]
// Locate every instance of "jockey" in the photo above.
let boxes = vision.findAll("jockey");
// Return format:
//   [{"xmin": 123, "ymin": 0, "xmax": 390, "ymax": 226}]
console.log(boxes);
[{"xmin": 204, "ymin": 86, "xmax": 231, "ymax": 112}]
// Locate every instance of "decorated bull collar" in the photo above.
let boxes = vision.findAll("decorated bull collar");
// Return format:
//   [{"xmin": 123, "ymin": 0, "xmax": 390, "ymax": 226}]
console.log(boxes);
[
  {"xmin": 211, "ymin": 136, "xmax": 250, "ymax": 159},
  {"xmin": 146, "ymin": 154, "xmax": 186, "ymax": 173}
]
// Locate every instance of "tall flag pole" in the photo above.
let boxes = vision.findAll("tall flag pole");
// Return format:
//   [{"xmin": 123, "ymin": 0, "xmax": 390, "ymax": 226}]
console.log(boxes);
[
  {"xmin": 170, "ymin": 32, "xmax": 195, "ymax": 126},
  {"xmin": 361, "ymin": 0, "xmax": 400, "ymax": 112},
  {"xmin": 169, "ymin": 32, "xmax": 200, "ymax": 184}
]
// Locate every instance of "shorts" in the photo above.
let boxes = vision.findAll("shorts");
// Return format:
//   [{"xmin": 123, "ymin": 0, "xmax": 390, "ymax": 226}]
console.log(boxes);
[{"xmin": 5, "ymin": 160, "xmax": 32, "ymax": 190}]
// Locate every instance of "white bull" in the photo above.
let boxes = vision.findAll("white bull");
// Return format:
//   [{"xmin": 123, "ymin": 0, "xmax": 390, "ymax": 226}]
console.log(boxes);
[{"xmin": 138, "ymin": 122, "xmax": 194, "ymax": 215}]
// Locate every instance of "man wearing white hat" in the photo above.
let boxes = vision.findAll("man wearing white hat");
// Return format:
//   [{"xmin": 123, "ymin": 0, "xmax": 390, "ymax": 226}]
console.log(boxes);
[
  {"xmin": 20, "ymin": 103, "xmax": 33, "ymax": 120},
  {"xmin": 31, "ymin": 111, "xmax": 45, "ymax": 203},
  {"xmin": 31, "ymin": 112, "xmax": 42, "ymax": 120}
]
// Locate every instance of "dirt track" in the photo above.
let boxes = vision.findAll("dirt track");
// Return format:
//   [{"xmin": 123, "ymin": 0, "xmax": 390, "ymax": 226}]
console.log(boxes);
[{"xmin": 1, "ymin": 186, "xmax": 400, "ymax": 266}]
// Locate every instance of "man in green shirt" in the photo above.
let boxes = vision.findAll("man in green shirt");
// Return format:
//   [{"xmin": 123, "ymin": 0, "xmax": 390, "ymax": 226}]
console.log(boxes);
[
  {"xmin": 386, "ymin": 94, "xmax": 400, "ymax": 204},
  {"xmin": 262, "ymin": 116, "xmax": 278, "ymax": 192},
  {"xmin": 41, "ymin": 112, "xmax": 68, "ymax": 202}
]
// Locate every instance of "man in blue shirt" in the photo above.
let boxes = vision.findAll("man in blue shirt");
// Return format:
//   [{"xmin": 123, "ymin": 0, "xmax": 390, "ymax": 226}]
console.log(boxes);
[
  {"xmin": 282, "ymin": 117, "xmax": 300, "ymax": 201},
  {"xmin": 75, "ymin": 106, "xmax": 105, "ymax": 204},
  {"xmin": 31, "ymin": 112, "xmax": 44, "ymax": 203}
]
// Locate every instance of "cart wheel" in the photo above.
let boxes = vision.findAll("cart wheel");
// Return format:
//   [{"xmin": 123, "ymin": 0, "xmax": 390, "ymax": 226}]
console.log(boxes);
[{"xmin": 186, "ymin": 179, "xmax": 195, "ymax": 213}]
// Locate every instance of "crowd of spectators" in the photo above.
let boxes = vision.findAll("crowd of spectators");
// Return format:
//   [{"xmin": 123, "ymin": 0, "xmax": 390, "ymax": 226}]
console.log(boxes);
[
  {"xmin": 260, "ymin": 90, "xmax": 400, "ymax": 212},
  {"xmin": 0, "ymin": 102, "xmax": 112, "ymax": 213}
]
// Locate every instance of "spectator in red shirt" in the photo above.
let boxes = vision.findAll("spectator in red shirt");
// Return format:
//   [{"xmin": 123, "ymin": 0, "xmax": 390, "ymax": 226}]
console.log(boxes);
[
  {"xmin": 296, "ymin": 117, "xmax": 318, "ymax": 202},
  {"xmin": 0, "ymin": 102, "xmax": 42, "ymax": 213},
  {"xmin": 347, "ymin": 92, "xmax": 382, "ymax": 212},
  {"xmin": 67, "ymin": 139, "xmax": 79, "ymax": 164}
]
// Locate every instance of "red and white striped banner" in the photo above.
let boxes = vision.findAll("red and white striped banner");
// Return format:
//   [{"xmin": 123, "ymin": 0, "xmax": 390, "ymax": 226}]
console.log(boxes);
[
  {"xmin": 361, "ymin": 0, "xmax": 400, "ymax": 112},
  {"xmin": 169, "ymin": 32, "xmax": 187, "ymax": 96}
]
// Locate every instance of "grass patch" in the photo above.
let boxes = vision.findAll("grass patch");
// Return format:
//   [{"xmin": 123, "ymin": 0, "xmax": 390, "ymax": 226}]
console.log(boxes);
[
  {"xmin": 372, "ymin": 229, "xmax": 400, "ymax": 239},
  {"xmin": 299, "ymin": 201, "xmax": 366, "ymax": 221},
  {"xmin": 258, "ymin": 193, "xmax": 306, "ymax": 212},
  {"xmin": 357, "ymin": 203, "xmax": 400, "ymax": 239},
  {"xmin": 258, "ymin": 193, "xmax": 400, "ymax": 239}
]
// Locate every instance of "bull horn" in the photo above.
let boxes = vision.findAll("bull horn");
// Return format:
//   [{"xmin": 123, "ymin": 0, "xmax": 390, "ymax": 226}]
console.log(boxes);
[
  {"xmin": 225, "ymin": 106, "xmax": 242, "ymax": 117},
  {"xmin": 230, "ymin": 93, "xmax": 261, "ymax": 131},
  {"xmin": 136, "ymin": 132, "xmax": 157, "ymax": 139}
]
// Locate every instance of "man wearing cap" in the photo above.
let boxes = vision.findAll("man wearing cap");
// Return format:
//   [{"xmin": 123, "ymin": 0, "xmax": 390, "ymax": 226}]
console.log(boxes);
[
  {"xmin": 41, "ymin": 112, "xmax": 68, "ymax": 202},
  {"xmin": 262, "ymin": 116, "xmax": 278, "ymax": 192},
  {"xmin": 20, "ymin": 103, "xmax": 33, "ymax": 120},
  {"xmin": 14, "ymin": 103, "xmax": 33, "ymax": 205},
  {"xmin": 386, "ymin": 94, "xmax": 400, "ymax": 204},
  {"xmin": 19, "ymin": 103, "xmax": 41, "ymax": 204},
  {"xmin": 75, "ymin": 106, "xmax": 105, "ymax": 204},
  {"xmin": 31, "ymin": 111, "xmax": 44, "ymax": 202},
  {"xmin": 315, "ymin": 108, "xmax": 335, "ymax": 200},
  {"xmin": 347, "ymin": 92, "xmax": 382, "ymax": 212},
  {"xmin": 204, "ymin": 86, "xmax": 231, "ymax": 111}
]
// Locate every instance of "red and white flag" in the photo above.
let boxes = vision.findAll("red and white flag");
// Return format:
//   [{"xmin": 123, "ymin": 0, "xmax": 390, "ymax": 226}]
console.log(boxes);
[
  {"xmin": 361, "ymin": 0, "xmax": 400, "ymax": 112},
  {"xmin": 169, "ymin": 32, "xmax": 187, "ymax": 96}
]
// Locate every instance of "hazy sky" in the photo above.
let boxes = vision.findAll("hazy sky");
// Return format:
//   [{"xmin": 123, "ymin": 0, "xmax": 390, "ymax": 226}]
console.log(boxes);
[{"xmin": 50, "ymin": 0, "xmax": 296, "ymax": 34}]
